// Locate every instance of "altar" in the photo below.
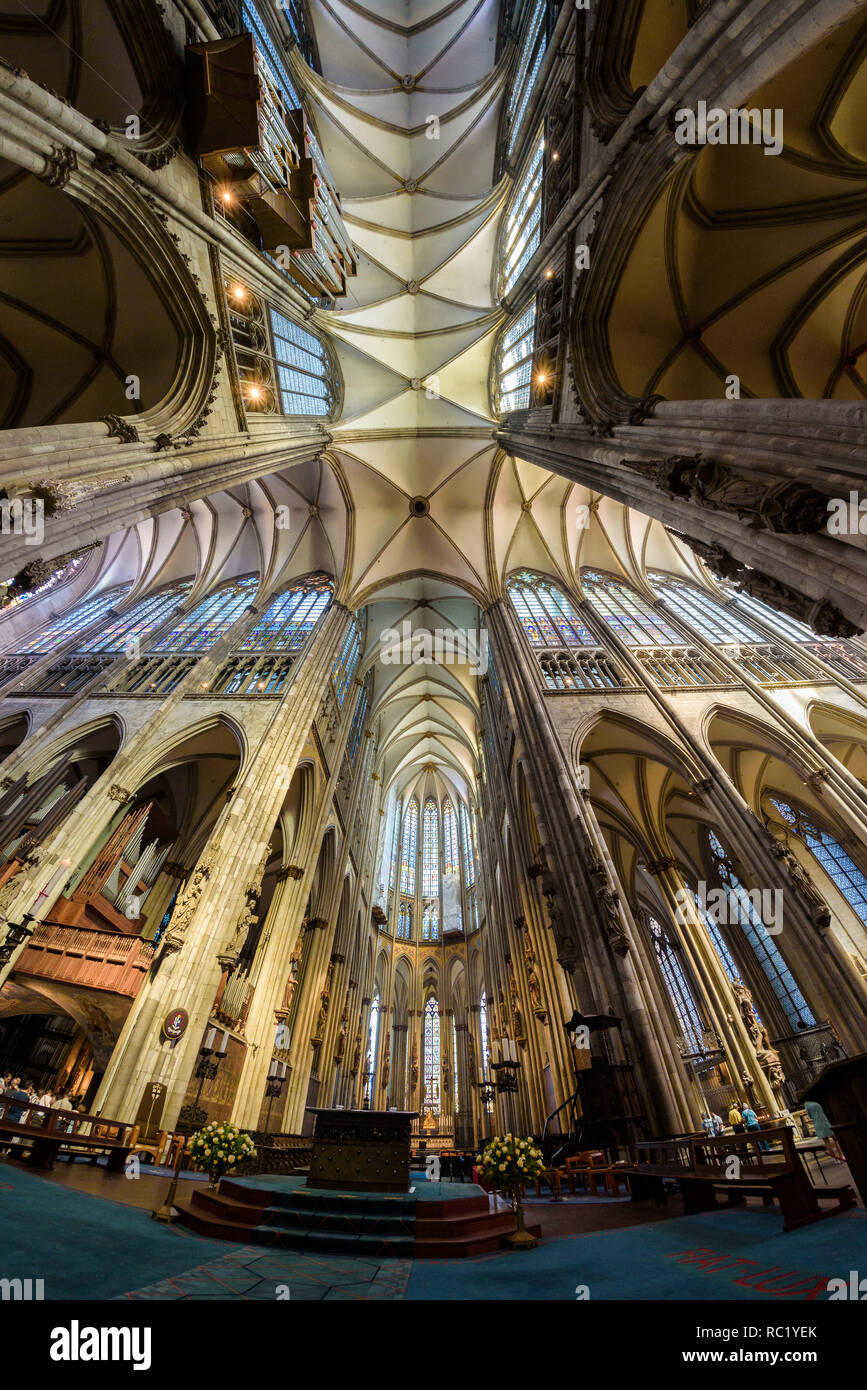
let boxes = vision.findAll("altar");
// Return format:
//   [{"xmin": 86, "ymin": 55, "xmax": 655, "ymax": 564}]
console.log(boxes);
[{"xmin": 305, "ymin": 1108, "xmax": 417, "ymax": 1193}]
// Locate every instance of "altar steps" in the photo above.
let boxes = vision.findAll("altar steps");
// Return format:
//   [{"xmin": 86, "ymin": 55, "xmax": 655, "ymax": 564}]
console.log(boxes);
[{"xmin": 175, "ymin": 1182, "xmax": 541, "ymax": 1258}]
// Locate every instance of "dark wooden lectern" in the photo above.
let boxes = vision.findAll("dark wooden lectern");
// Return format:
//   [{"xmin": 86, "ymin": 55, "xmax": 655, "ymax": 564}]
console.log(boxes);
[
  {"xmin": 306, "ymin": 1109, "xmax": 417, "ymax": 1193},
  {"xmin": 801, "ymin": 1052, "xmax": 867, "ymax": 1206}
]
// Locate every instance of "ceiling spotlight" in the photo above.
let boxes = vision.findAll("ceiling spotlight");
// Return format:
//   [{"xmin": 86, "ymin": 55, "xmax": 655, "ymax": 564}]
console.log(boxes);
[
  {"xmin": 545, "ymin": 268, "xmax": 554, "ymax": 280},
  {"xmin": 231, "ymin": 283, "xmax": 246, "ymax": 301},
  {"xmin": 551, "ymin": 150, "xmax": 560, "ymax": 162},
  {"xmin": 536, "ymin": 371, "xmax": 548, "ymax": 386},
  {"xmin": 247, "ymin": 385, "xmax": 262, "ymax": 402}
]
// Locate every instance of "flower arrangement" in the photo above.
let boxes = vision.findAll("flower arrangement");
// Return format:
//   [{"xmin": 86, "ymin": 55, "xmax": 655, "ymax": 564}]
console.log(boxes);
[
  {"xmin": 475, "ymin": 1134, "xmax": 545, "ymax": 1249},
  {"xmin": 187, "ymin": 1121, "xmax": 256, "ymax": 1188},
  {"xmin": 476, "ymin": 1134, "xmax": 546, "ymax": 1192}
]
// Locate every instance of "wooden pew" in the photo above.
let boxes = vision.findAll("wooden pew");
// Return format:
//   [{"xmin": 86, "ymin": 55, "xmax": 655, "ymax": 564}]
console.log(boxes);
[
  {"xmin": 623, "ymin": 1127, "xmax": 855, "ymax": 1231},
  {"xmin": 0, "ymin": 1095, "xmax": 136, "ymax": 1172}
]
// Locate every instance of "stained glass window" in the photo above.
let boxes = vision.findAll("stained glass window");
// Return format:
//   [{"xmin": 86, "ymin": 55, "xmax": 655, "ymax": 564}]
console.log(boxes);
[
  {"xmin": 501, "ymin": 136, "xmax": 544, "ymax": 295},
  {"xmin": 708, "ymin": 831, "xmax": 815, "ymax": 1029},
  {"xmin": 581, "ymin": 570, "xmax": 686, "ymax": 646},
  {"xmin": 422, "ymin": 904, "xmax": 439, "ymax": 941},
  {"xmin": 346, "ymin": 672, "xmax": 371, "ymax": 766},
  {"xmin": 508, "ymin": 570, "xmax": 596, "ymax": 648},
  {"xmin": 690, "ymin": 887, "xmax": 742, "ymax": 986},
  {"xmin": 479, "ymin": 993, "xmax": 490, "ymax": 1079},
  {"xmin": 723, "ymin": 589, "xmax": 821, "ymax": 644},
  {"xmin": 13, "ymin": 583, "xmax": 133, "ymax": 654},
  {"xmin": 423, "ymin": 996, "xmax": 440, "ymax": 1115},
  {"xmin": 240, "ymin": 575, "xmax": 332, "ymax": 651},
  {"xmin": 422, "ymin": 798, "xmax": 439, "ymax": 897},
  {"xmin": 506, "ymin": 1, "xmax": 548, "ymax": 156},
  {"xmin": 270, "ymin": 311, "xmax": 333, "ymax": 417},
  {"xmin": 649, "ymin": 916, "xmax": 706, "ymax": 1055},
  {"xmin": 77, "ymin": 580, "xmax": 193, "ymax": 654},
  {"xmin": 460, "ymin": 801, "xmax": 476, "ymax": 889},
  {"xmin": 452, "ymin": 1015, "xmax": 459, "ymax": 1112},
  {"xmin": 400, "ymin": 798, "xmax": 418, "ymax": 895},
  {"xmin": 388, "ymin": 800, "xmax": 402, "ymax": 893},
  {"xmin": 494, "ymin": 303, "xmax": 536, "ymax": 413},
  {"xmin": 442, "ymin": 798, "xmax": 460, "ymax": 875},
  {"xmin": 0, "ymin": 556, "xmax": 88, "ymax": 612},
  {"xmin": 769, "ymin": 798, "xmax": 867, "ymax": 926},
  {"xmin": 363, "ymin": 993, "xmax": 380, "ymax": 1107},
  {"xmin": 149, "ymin": 577, "xmax": 258, "ymax": 653},
  {"xmin": 332, "ymin": 615, "xmax": 363, "ymax": 709},
  {"xmin": 647, "ymin": 573, "xmax": 766, "ymax": 645},
  {"xmin": 241, "ymin": 0, "xmax": 301, "ymax": 103},
  {"xmin": 397, "ymin": 901, "xmax": 412, "ymax": 940}
]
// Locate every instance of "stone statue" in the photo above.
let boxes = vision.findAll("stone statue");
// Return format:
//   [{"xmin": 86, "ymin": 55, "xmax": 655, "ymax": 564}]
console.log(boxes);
[
  {"xmin": 467, "ymin": 1029, "xmax": 476, "ymax": 1083},
  {"xmin": 756, "ymin": 1028, "xmax": 786, "ymax": 1088},
  {"xmin": 731, "ymin": 978, "xmax": 763, "ymax": 1048},
  {"xmin": 410, "ymin": 1037, "xmax": 419, "ymax": 1090},
  {"xmin": 350, "ymin": 1032, "xmax": 362, "ymax": 1073},
  {"xmin": 527, "ymin": 967, "xmax": 543, "ymax": 1013},
  {"xmin": 523, "ymin": 923, "xmax": 536, "ymax": 968},
  {"xmin": 313, "ymin": 992, "xmax": 328, "ymax": 1043},
  {"xmin": 162, "ymin": 860, "xmax": 211, "ymax": 952},
  {"xmin": 221, "ymin": 887, "xmax": 258, "ymax": 965}
]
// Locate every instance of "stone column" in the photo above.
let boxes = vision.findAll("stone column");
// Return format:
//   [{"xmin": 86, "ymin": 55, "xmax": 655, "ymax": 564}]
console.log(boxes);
[{"xmin": 94, "ymin": 602, "xmax": 354, "ymax": 1127}]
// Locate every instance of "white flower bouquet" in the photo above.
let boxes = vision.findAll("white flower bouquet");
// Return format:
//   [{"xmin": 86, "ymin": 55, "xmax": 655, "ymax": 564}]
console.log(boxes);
[{"xmin": 188, "ymin": 1121, "xmax": 257, "ymax": 1187}]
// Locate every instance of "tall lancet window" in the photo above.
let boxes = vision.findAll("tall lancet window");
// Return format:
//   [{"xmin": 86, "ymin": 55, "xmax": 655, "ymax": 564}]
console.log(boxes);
[
  {"xmin": 397, "ymin": 902, "xmax": 412, "ymax": 940},
  {"xmin": 150, "ymin": 577, "xmax": 259, "ymax": 653},
  {"xmin": 423, "ymin": 996, "xmax": 440, "ymax": 1116},
  {"xmin": 240, "ymin": 575, "xmax": 332, "ymax": 651},
  {"xmin": 76, "ymin": 580, "xmax": 194, "ymax": 653},
  {"xmin": 501, "ymin": 136, "xmax": 544, "ymax": 294},
  {"xmin": 494, "ymin": 305, "xmax": 536, "ymax": 414},
  {"xmin": 332, "ymin": 614, "xmax": 363, "ymax": 709},
  {"xmin": 768, "ymin": 798, "xmax": 867, "ymax": 926},
  {"xmin": 388, "ymin": 800, "xmax": 402, "ymax": 893},
  {"xmin": 13, "ymin": 583, "xmax": 133, "ymax": 654},
  {"xmin": 422, "ymin": 798, "xmax": 439, "ymax": 897},
  {"xmin": 442, "ymin": 798, "xmax": 460, "ymax": 875},
  {"xmin": 707, "ymin": 831, "xmax": 815, "ymax": 1029},
  {"xmin": 647, "ymin": 574, "xmax": 766, "ymax": 645},
  {"xmin": 363, "ymin": 993, "xmax": 380, "ymax": 1108},
  {"xmin": 581, "ymin": 570, "xmax": 684, "ymax": 646},
  {"xmin": 400, "ymin": 798, "xmax": 418, "ymax": 895},
  {"xmin": 459, "ymin": 802, "xmax": 476, "ymax": 889},
  {"xmin": 422, "ymin": 904, "xmax": 439, "ymax": 941},
  {"xmin": 507, "ymin": 571, "xmax": 595, "ymax": 648},
  {"xmin": 506, "ymin": 2, "xmax": 548, "ymax": 156},
  {"xmin": 648, "ymin": 917, "xmax": 706, "ymax": 1055},
  {"xmin": 479, "ymin": 993, "xmax": 490, "ymax": 1079}
]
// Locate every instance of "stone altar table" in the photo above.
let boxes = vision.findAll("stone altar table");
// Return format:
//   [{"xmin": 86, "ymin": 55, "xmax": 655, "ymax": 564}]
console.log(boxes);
[{"xmin": 305, "ymin": 1108, "xmax": 417, "ymax": 1193}]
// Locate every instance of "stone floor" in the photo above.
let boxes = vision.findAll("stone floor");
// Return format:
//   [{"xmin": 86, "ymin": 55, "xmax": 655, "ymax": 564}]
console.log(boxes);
[{"xmin": 120, "ymin": 1246, "xmax": 413, "ymax": 1300}]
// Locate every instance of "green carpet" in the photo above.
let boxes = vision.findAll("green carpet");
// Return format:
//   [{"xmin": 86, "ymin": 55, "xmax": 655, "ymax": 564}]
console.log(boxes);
[{"xmin": 3, "ymin": 1160, "xmax": 866, "ymax": 1301}]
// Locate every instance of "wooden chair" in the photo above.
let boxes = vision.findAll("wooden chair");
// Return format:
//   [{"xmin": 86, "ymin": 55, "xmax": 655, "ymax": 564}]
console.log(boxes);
[
  {"xmin": 132, "ymin": 1129, "xmax": 171, "ymax": 1165},
  {"xmin": 566, "ymin": 1150, "xmax": 607, "ymax": 1194},
  {"xmin": 534, "ymin": 1167, "xmax": 563, "ymax": 1199}
]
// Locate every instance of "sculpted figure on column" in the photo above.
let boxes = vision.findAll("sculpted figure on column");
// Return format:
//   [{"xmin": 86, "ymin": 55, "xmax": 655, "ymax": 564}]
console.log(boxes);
[{"xmin": 162, "ymin": 859, "xmax": 213, "ymax": 953}]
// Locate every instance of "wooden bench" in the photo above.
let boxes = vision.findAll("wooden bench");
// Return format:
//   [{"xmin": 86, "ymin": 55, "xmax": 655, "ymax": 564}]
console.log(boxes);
[
  {"xmin": 0, "ymin": 1095, "xmax": 136, "ymax": 1172},
  {"xmin": 622, "ymin": 1127, "xmax": 855, "ymax": 1231}
]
